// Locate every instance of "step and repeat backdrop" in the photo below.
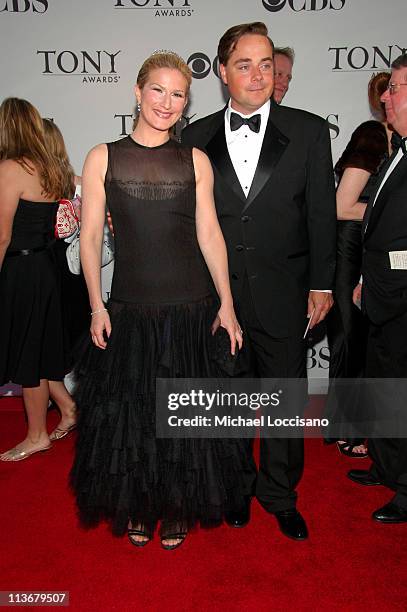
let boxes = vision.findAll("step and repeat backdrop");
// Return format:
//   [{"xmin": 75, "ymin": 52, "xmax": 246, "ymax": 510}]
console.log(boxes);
[{"xmin": 0, "ymin": 0, "xmax": 405, "ymax": 393}]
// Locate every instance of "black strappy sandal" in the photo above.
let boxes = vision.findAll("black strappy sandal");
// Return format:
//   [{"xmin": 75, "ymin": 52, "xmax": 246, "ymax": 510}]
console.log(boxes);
[
  {"xmin": 127, "ymin": 522, "xmax": 153, "ymax": 548},
  {"xmin": 160, "ymin": 521, "xmax": 187, "ymax": 551}
]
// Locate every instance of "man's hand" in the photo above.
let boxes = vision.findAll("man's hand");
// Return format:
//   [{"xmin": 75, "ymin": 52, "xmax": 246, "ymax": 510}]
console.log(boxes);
[{"xmin": 307, "ymin": 291, "xmax": 333, "ymax": 329}]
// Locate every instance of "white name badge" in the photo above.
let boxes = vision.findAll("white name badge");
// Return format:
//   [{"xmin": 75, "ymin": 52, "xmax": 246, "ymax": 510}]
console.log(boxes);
[{"xmin": 389, "ymin": 251, "xmax": 407, "ymax": 270}]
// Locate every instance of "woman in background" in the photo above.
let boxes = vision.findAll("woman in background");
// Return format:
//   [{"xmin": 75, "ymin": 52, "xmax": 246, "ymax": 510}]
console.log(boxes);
[
  {"xmin": 43, "ymin": 119, "xmax": 90, "ymax": 369},
  {"xmin": 0, "ymin": 98, "xmax": 76, "ymax": 461},
  {"xmin": 324, "ymin": 72, "xmax": 392, "ymax": 457}
]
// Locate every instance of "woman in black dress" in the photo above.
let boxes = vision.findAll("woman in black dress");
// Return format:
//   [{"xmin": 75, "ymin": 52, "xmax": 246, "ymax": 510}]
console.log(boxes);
[
  {"xmin": 42, "ymin": 119, "xmax": 90, "ymax": 367},
  {"xmin": 0, "ymin": 98, "xmax": 76, "ymax": 461},
  {"xmin": 70, "ymin": 51, "xmax": 252, "ymax": 550},
  {"xmin": 325, "ymin": 73, "xmax": 392, "ymax": 456}
]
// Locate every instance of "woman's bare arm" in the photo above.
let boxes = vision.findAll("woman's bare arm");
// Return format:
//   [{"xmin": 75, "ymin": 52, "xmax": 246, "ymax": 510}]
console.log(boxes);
[{"xmin": 336, "ymin": 167, "xmax": 371, "ymax": 220}]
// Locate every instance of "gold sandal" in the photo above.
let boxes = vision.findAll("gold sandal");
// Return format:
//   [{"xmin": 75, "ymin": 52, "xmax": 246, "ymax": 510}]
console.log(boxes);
[
  {"xmin": 0, "ymin": 444, "xmax": 52, "ymax": 462},
  {"xmin": 49, "ymin": 423, "xmax": 77, "ymax": 441}
]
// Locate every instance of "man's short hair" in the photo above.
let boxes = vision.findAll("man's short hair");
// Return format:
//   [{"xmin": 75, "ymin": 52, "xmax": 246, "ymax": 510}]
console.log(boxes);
[
  {"xmin": 274, "ymin": 47, "xmax": 295, "ymax": 65},
  {"xmin": 391, "ymin": 53, "xmax": 407, "ymax": 70},
  {"xmin": 218, "ymin": 22, "xmax": 274, "ymax": 66}
]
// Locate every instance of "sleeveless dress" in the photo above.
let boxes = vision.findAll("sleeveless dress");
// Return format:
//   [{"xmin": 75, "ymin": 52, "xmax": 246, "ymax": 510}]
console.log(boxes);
[
  {"xmin": 0, "ymin": 199, "xmax": 67, "ymax": 387},
  {"xmin": 324, "ymin": 121, "xmax": 388, "ymax": 442},
  {"xmin": 70, "ymin": 137, "xmax": 251, "ymax": 535}
]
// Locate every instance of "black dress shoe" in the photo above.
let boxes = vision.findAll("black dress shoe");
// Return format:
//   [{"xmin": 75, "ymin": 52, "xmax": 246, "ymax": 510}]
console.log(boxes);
[
  {"xmin": 274, "ymin": 509, "xmax": 308, "ymax": 541},
  {"xmin": 347, "ymin": 469, "xmax": 382, "ymax": 486},
  {"xmin": 225, "ymin": 496, "xmax": 251, "ymax": 528},
  {"xmin": 372, "ymin": 502, "xmax": 407, "ymax": 524}
]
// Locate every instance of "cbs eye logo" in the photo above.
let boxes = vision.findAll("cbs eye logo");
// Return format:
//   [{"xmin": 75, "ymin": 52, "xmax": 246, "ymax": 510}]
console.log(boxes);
[
  {"xmin": 262, "ymin": 0, "xmax": 346, "ymax": 11},
  {"xmin": 187, "ymin": 52, "xmax": 220, "ymax": 79},
  {"xmin": 262, "ymin": 0, "xmax": 286, "ymax": 11}
]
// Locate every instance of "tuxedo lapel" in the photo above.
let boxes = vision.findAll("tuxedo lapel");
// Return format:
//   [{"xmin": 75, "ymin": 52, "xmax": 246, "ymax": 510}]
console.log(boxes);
[
  {"xmin": 363, "ymin": 150, "xmax": 398, "ymax": 235},
  {"xmin": 364, "ymin": 153, "xmax": 407, "ymax": 238},
  {"xmin": 243, "ymin": 110, "xmax": 289, "ymax": 212},
  {"xmin": 206, "ymin": 117, "xmax": 246, "ymax": 203}
]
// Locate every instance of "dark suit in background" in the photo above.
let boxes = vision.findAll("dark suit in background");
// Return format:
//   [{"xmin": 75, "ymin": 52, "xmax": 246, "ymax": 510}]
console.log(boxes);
[{"xmin": 361, "ymin": 142, "xmax": 407, "ymax": 511}]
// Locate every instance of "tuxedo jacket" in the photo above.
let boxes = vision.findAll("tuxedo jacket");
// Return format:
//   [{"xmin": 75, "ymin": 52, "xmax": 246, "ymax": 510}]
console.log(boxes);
[
  {"xmin": 362, "ymin": 149, "xmax": 407, "ymax": 325},
  {"xmin": 183, "ymin": 100, "xmax": 336, "ymax": 337}
]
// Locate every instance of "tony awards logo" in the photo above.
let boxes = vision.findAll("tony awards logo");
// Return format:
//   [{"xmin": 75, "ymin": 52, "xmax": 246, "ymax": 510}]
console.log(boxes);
[
  {"xmin": 329, "ymin": 45, "xmax": 407, "ymax": 71},
  {"xmin": 114, "ymin": 0, "xmax": 193, "ymax": 17},
  {"xmin": 37, "ymin": 50, "xmax": 121, "ymax": 84}
]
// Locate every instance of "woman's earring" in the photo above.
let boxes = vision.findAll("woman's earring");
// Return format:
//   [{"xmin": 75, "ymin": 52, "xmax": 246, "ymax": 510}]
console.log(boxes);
[{"xmin": 137, "ymin": 102, "xmax": 141, "ymax": 112}]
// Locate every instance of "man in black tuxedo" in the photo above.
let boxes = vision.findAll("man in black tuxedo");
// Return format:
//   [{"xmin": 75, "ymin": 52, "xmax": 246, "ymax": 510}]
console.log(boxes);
[
  {"xmin": 348, "ymin": 54, "xmax": 407, "ymax": 524},
  {"xmin": 183, "ymin": 22, "xmax": 336, "ymax": 540}
]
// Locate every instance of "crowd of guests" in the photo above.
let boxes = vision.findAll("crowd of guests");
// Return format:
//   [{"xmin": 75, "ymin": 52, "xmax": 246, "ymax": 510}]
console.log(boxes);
[{"xmin": 1, "ymin": 21, "xmax": 406, "ymax": 552}]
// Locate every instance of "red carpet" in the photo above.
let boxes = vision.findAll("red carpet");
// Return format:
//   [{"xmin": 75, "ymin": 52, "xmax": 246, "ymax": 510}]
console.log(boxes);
[{"xmin": 0, "ymin": 396, "xmax": 406, "ymax": 612}]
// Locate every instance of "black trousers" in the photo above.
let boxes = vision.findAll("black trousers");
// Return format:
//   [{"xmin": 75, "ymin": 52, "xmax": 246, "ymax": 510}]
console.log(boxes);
[
  {"xmin": 365, "ymin": 311, "xmax": 407, "ymax": 510},
  {"xmin": 235, "ymin": 279, "xmax": 306, "ymax": 513}
]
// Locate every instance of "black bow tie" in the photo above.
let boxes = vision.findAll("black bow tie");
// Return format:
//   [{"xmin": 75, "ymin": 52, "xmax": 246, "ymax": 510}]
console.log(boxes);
[
  {"xmin": 391, "ymin": 131, "xmax": 407, "ymax": 154},
  {"xmin": 230, "ymin": 112, "xmax": 261, "ymax": 133}
]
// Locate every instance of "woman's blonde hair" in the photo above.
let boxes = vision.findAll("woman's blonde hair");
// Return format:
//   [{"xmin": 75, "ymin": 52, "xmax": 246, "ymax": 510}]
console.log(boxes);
[
  {"xmin": 133, "ymin": 50, "xmax": 191, "ymax": 130},
  {"xmin": 43, "ymin": 118, "xmax": 76, "ymax": 199},
  {"xmin": 137, "ymin": 50, "xmax": 191, "ymax": 91},
  {"xmin": 0, "ymin": 97, "xmax": 67, "ymax": 198}
]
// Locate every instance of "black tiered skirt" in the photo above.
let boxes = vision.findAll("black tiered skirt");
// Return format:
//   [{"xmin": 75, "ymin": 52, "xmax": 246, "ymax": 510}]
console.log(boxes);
[{"xmin": 70, "ymin": 297, "xmax": 252, "ymax": 535}]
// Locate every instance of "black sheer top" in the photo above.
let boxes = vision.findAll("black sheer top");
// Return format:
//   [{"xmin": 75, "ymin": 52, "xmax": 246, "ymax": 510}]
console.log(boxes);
[
  {"xmin": 335, "ymin": 120, "xmax": 388, "ymax": 204},
  {"xmin": 105, "ymin": 136, "xmax": 211, "ymax": 304}
]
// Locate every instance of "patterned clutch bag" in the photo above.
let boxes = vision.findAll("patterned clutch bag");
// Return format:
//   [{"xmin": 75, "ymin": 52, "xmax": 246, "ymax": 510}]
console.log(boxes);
[{"xmin": 55, "ymin": 198, "xmax": 79, "ymax": 239}]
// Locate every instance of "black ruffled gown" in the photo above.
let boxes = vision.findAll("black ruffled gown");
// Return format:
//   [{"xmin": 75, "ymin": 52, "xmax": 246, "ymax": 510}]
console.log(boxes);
[{"xmin": 70, "ymin": 136, "xmax": 252, "ymax": 535}]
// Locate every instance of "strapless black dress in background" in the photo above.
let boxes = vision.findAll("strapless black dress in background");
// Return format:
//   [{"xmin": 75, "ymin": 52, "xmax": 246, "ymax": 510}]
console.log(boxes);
[
  {"xmin": 324, "ymin": 120, "xmax": 388, "ymax": 442},
  {"xmin": 0, "ymin": 199, "xmax": 67, "ymax": 387}
]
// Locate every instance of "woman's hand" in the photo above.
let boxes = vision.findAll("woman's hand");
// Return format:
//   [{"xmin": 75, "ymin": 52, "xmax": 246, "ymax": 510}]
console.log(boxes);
[
  {"xmin": 211, "ymin": 303, "xmax": 243, "ymax": 356},
  {"xmin": 353, "ymin": 283, "xmax": 362, "ymax": 308},
  {"xmin": 107, "ymin": 211, "xmax": 114, "ymax": 236},
  {"xmin": 90, "ymin": 309, "xmax": 111, "ymax": 349}
]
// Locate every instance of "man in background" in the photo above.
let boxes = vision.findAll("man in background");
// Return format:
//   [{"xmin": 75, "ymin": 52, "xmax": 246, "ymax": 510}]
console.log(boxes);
[
  {"xmin": 349, "ymin": 54, "xmax": 407, "ymax": 524},
  {"xmin": 273, "ymin": 47, "xmax": 294, "ymax": 104}
]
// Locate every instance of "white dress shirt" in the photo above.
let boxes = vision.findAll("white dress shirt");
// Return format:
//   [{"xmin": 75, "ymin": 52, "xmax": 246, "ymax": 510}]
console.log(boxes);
[{"xmin": 224, "ymin": 99, "xmax": 270, "ymax": 197}]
